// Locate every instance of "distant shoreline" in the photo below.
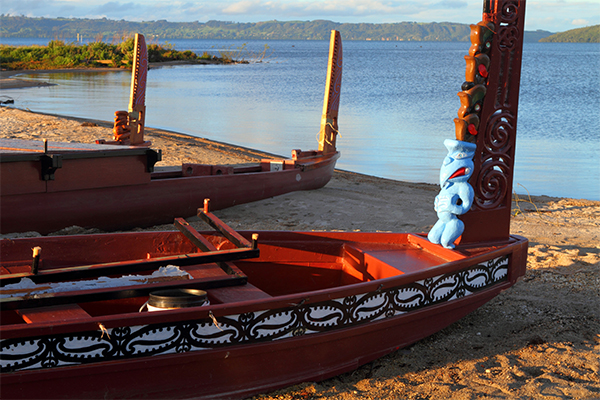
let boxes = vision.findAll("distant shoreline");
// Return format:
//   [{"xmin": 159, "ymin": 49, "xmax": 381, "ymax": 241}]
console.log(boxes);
[
  {"xmin": 0, "ymin": 15, "xmax": 564, "ymax": 42},
  {"xmin": 0, "ymin": 61, "xmax": 215, "ymax": 90},
  {"xmin": 0, "ymin": 67, "xmax": 122, "ymax": 90}
]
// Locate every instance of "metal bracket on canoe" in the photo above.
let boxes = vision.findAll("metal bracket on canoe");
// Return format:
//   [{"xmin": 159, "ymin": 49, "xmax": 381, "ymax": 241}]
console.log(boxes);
[
  {"xmin": 146, "ymin": 148, "xmax": 161, "ymax": 172},
  {"xmin": 40, "ymin": 153, "xmax": 62, "ymax": 181}
]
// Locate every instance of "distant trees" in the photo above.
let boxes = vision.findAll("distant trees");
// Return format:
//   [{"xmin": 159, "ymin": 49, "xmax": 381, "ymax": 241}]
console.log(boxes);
[
  {"xmin": 540, "ymin": 25, "xmax": 599, "ymax": 43},
  {"xmin": 0, "ymin": 15, "xmax": 472, "ymax": 41},
  {"xmin": 4, "ymin": 15, "xmax": 587, "ymax": 42}
]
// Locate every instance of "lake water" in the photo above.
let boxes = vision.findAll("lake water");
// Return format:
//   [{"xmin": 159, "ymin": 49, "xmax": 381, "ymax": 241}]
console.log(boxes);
[{"xmin": 2, "ymin": 38, "xmax": 599, "ymax": 200}]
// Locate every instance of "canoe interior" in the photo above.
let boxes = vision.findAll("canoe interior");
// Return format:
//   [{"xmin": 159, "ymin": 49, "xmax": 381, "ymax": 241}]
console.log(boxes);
[
  {"xmin": 0, "ymin": 231, "xmax": 460, "ymax": 327},
  {"xmin": 152, "ymin": 150, "xmax": 333, "ymax": 179}
]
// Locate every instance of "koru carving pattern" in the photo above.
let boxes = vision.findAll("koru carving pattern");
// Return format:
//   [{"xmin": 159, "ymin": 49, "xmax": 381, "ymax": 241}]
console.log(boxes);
[{"xmin": 473, "ymin": 0, "xmax": 523, "ymax": 210}]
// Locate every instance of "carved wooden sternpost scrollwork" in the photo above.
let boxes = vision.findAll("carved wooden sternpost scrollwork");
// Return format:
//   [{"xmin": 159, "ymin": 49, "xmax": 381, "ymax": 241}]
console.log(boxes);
[{"xmin": 459, "ymin": 0, "xmax": 526, "ymax": 244}]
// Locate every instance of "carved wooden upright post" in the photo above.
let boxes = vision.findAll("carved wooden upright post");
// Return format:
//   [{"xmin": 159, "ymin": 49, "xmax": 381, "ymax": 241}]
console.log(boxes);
[
  {"xmin": 459, "ymin": 0, "xmax": 526, "ymax": 244},
  {"xmin": 128, "ymin": 33, "xmax": 148, "ymax": 145},
  {"xmin": 318, "ymin": 30, "xmax": 343, "ymax": 154}
]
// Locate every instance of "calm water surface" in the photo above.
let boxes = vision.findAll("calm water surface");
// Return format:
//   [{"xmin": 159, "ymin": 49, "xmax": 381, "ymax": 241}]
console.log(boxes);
[{"xmin": 2, "ymin": 39, "xmax": 599, "ymax": 200}]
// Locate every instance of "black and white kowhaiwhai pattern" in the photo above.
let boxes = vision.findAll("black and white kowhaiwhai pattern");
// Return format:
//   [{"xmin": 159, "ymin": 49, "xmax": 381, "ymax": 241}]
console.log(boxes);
[{"xmin": 1, "ymin": 255, "xmax": 508, "ymax": 372}]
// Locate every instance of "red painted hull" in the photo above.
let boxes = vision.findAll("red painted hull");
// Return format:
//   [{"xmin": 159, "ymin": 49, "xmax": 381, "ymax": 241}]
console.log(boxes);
[
  {"xmin": 0, "ymin": 141, "xmax": 339, "ymax": 234},
  {"xmin": 3, "ymin": 289, "xmax": 505, "ymax": 399},
  {"xmin": 1, "ymin": 230, "xmax": 528, "ymax": 399}
]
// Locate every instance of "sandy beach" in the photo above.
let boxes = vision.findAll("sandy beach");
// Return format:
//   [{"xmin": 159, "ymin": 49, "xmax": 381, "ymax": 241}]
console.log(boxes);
[{"xmin": 0, "ymin": 104, "xmax": 599, "ymax": 399}]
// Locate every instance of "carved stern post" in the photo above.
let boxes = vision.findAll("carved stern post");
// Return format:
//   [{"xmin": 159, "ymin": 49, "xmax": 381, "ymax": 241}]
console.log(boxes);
[
  {"xmin": 110, "ymin": 33, "xmax": 148, "ymax": 145},
  {"xmin": 318, "ymin": 30, "xmax": 343, "ymax": 154},
  {"xmin": 459, "ymin": 0, "xmax": 527, "ymax": 244},
  {"xmin": 127, "ymin": 33, "xmax": 148, "ymax": 145}
]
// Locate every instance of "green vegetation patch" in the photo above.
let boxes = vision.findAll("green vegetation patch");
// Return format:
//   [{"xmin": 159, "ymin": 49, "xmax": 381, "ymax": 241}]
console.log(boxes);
[{"xmin": 0, "ymin": 37, "xmax": 221, "ymax": 71}]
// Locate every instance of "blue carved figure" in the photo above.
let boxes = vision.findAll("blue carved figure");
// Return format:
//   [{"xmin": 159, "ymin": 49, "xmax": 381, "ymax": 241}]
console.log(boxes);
[{"xmin": 428, "ymin": 139, "xmax": 477, "ymax": 249}]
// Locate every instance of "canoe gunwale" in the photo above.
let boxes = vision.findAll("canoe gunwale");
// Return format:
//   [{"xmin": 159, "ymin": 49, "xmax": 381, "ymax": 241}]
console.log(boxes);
[{"xmin": 0, "ymin": 234, "xmax": 527, "ymax": 339}]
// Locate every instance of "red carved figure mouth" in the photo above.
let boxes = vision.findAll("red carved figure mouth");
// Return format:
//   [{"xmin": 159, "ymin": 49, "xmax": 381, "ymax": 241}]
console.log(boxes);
[{"xmin": 449, "ymin": 167, "xmax": 467, "ymax": 180}]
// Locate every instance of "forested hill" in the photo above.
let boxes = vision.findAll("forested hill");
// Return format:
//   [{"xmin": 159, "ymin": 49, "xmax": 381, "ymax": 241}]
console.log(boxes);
[
  {"xmin": 1, "ymin": 15, "xmax": 554, "ymax": 42},
  {"xmin": 540, "ymin": 25, "xmax": 600, "ymax": 43}
]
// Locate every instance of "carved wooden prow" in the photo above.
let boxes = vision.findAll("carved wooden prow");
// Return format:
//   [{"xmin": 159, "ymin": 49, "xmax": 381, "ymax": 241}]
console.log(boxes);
[
  {"xmin": 318, "ymin": 30, "xmax": 343, "ymax": 154},
  {"xmin": 459, "ymin": 0, "xmax": 527, "ymax": 244}
]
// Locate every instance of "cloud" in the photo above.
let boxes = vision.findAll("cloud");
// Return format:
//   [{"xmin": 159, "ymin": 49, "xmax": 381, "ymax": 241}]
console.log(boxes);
[
  {"xmin": 222, "ymin": 0, "xmax": 261, "ymax": 14},
  {"xmin": 218, "ymin": 0, "xmax": 432, "ymax": 19},
  {"xmin": 93, "ymin": 2, "xmax": 136, "ymax": 14},
  {"xmin": 571, "ymin": 18, "xmax": 590, "ymax": 26},
  {"xmin": 431, "ymin": 1, "xmax": 467, "ymax": 9},
  {"xmin": 1, "ymin": 0, "xmax": 598, "ymax": 32},
  {"xmin": 211, "ymin": 0, "xmax": 483, "ymax": 25},
  {"xmin": 1, "ymin": 0, "xmax": 53, "ymax": 15}
]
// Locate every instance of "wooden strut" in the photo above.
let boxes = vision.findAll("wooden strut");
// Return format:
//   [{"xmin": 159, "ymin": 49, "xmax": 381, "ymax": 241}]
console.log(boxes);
[
  {"xmin": 31, "ymin": 247, "xmax": 41, "ymax": 275},
  {"xmin": 459, "ymin": 0, "xmax": 527, "ymax": 244},
  {"xmin": 174, "ymin": 200, "xmax": 259, "ymax": 276},
  {"xmin": 197, "ymin": 198, "xmax": 258, "ymax": 251},
  {"xmin": 318, "ymin": 30, "xmax": 343, "ymax": 154},
  {"xmin": 0, "ymin": 247, "xmax": 256, "ymax": 287}
]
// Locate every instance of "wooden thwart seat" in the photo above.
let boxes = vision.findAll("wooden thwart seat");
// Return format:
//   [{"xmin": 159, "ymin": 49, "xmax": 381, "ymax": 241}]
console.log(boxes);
[
  {"xmin": 17, "ymin": 304, "xmax": 91, "ymax": 324},
  {"xmin": 209, "ymin": 283, "xmax": 272, "ymax": 303}
]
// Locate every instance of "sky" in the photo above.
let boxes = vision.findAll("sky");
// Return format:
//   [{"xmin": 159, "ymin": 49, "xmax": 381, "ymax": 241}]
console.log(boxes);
[{"xmin": 1, "ymin": 0, "xmax": 599, "ymax": 33}]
